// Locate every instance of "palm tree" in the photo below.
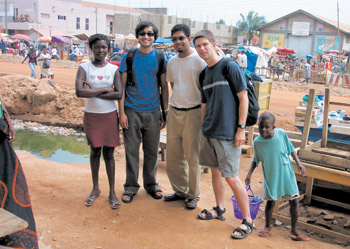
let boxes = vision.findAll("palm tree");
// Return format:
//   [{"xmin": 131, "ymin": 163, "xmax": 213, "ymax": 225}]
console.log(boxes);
[{"xmin": 236, "ymin": 11, "xmax": 266, "ymax": 45}]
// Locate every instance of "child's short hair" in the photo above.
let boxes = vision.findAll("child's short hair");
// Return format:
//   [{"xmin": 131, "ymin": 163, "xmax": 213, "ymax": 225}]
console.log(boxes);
[{"xmin": 259, "ymin": 112, "xmax": 275, "ymax": 124}]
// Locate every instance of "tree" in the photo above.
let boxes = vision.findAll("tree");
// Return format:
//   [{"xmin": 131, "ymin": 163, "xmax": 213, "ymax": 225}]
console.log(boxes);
[
  {"xmin": 216, "ymin": 19, "xmax": 226, "ymax": 25},
  {"xmin": 236, "ymin": 11, "xmax": 266, "ymax": 45}
]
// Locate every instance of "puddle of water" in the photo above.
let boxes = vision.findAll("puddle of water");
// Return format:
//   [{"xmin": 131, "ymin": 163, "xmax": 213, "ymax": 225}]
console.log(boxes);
[{"xmin": 13, "ymin": 130, "xmax": 91, "ymax": 163}]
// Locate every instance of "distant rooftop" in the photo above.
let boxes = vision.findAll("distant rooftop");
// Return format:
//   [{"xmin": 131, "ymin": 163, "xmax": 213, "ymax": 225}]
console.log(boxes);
[
  {"xmin": 259, "ymin": 9, "xmax": 350, "ymax": 34},
  {"xmin": 82, "ymin": 1, "xmax": 149, "ymax": 15}
]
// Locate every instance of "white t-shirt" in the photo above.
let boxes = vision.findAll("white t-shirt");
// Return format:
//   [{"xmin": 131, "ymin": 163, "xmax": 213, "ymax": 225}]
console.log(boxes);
[
  {"xmin": 166, "ymin": 49, "xmax": 206, "ymax": 108},
  {"xmin": 80, "ymin": 62, "xmax": 118, "ymax": 113}
]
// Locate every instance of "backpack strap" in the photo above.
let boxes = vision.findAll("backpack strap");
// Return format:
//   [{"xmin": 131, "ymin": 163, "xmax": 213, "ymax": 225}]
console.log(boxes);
[
  {"xmin": 126, "ymin": 47, "xmax": 137, "ymax": 85},
  {"xmin": 154, "ymin": 49, "xmax": 165, "ymax": 86}
]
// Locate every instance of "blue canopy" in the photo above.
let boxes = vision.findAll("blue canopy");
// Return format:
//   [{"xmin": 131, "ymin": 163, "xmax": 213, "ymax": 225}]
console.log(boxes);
[{"xmin": 154, "ymin": 38, "xmax": 172, "ymax": 44}]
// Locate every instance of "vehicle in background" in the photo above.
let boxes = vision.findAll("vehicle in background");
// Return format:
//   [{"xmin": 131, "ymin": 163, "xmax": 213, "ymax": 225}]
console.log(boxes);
[{"xmin": 107, "ymin": 52, "xmax": 125, "ymax": 67}]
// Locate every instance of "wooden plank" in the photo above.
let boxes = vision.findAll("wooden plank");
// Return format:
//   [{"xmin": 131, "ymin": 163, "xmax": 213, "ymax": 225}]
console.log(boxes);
[
  {"xmin": 330, "ymin": 101, "xmax": 350, "ymax": 107},
  {"xmin": 327, "ymin": 140, "xmax": 350, "ymax": 151},
  {"xmin": 0, "ymin": 208, "xmax": 28, "ymax": 238},
  {"xmin": 272, "ymin": 214, "xmax": 350, "ymax": 243},
  {"xmin": 312, "ymin": 195, "xmax": 350, "ymax": 210},
  {"xmin": 312, "ymin": 147, "xmax": 350, "ymax": 159},
  {"xmin": 305, "ymin": 177, "xmax": 314, "ymax": 205},
  {"xmin": 300, "ymin": 89, "xmax": 316, "ymax": 149},
  {"xmin": 298, "ymin": 149, "xmax": 350, "ymax": 170},
  {"xmin": 321, "ymin": 88, "xmax": 330, "ymax": 147},
  {"xmin": 292, "ymin": 161, "xmax": 350, "ymax": 186}
]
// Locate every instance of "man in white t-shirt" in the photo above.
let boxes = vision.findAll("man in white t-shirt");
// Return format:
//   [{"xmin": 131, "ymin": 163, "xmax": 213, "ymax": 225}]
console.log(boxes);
[{"xmin": 164, "ymin": 24, "xmax": 206, "ymax": 209}]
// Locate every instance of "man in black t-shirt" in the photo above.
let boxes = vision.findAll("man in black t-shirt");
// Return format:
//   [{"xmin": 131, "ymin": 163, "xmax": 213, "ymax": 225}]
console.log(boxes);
[{"xmin": 193, "ymin": 29, "xmax": 255, "ymax": 240}]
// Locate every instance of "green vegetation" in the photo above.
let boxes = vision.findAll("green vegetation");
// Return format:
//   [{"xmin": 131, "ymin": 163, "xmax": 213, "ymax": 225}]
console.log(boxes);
[{"xmin": 236, "ymin": 11, "xmax": 267, "ymax": 45}]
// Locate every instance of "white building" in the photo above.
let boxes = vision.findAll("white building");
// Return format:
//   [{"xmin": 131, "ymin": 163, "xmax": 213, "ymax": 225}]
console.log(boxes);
[{"xmin": 1, "ymin": 0, "xmax": 146, "ymax": 39}]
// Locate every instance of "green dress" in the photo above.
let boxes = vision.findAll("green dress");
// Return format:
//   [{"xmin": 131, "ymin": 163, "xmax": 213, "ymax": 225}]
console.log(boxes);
[{"xmin": 253, "ymin": 128, "xmax": 299, "ymax": 200}]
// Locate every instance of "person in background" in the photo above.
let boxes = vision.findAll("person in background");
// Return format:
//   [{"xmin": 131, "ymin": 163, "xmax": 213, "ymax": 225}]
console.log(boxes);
[
  {"xmin": 113, "ymin": 44, "xmax": 120, "ymax": 53},
  {"xmin": 241, "ymin": 50, "xmax": 247, "ymax": 71},
  {"xmin": 22, "ymin": 46, "xmax": 38, "ymax": 78},
  {"xmin": 245, "ymin": 112, "xmax": 308, "ymax": 241},
  {"xmin": 51, "ymin": 46, "xmax": 59, "ymax": 60},
  {"xmin": 164, "ymin": 24, "xmax": 206, "ymax": 209},
  {"xmin": 0, "ymin": 39, "xmax": 6, "ymax": 54},
  {"xmin": 0, "ymin": 96, "xmax": 39, "ymax": 249},
  {"xmin": 75, "ymin": 33, "xmax": 123, "ymax": 209},
  {"xmin": 303, "ymin": 59, "xmax": 311, "ymax": 84},
  {"xmin": 38, "ymin": 46, "xmax": 54, "ymax": 79}
]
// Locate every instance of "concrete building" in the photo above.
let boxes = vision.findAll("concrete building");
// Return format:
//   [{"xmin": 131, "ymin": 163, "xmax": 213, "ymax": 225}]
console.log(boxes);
[
  {"xmin": 258, "ymin": 9, "xmax": 350, "ymax": 58},
  {"xmin": 1, "ymin": 0, "xmax": 235, "ymax": 44}
]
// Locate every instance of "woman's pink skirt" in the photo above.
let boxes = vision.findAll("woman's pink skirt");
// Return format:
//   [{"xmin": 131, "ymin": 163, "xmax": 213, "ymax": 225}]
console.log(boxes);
[{"xmin": 83, "ymin": 110, "xmax": 120, "ymax": 148}]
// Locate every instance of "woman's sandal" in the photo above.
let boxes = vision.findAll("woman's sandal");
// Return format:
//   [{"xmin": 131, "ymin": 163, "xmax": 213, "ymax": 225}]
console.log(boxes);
[
  {"xmin": 231, "ymin": 219, "xmax": 256, "ymax": 239},
  {"xmin": 198, "ymin": 206, "xmax": 226, "ymax": 221},
  {"xmin": 109, "ymin": 200, "xmax": 121, "ymax": 209},
  {"xmin": 121, "ymin": 190, "xmax": 135, "ymax": 203},
  {"xmin": 84, "ymin": 191, "xmax": 101, "ymax": 207}
]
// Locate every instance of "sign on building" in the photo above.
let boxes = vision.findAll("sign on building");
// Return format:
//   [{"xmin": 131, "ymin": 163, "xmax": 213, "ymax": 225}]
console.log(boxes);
[
  {"xmin": 315, "ymin": 35, "xmax": 339, "ymax": 53},
  {"xmin": 292, "ymin": 22, "xmax": 310, "ymax": 36},
  {"xmin": 263, "ymin": 34, "xmax": 284, "ymax": 49},
  {"xmin": 237, "ymin": 36, "xmax": 243, "ymax": 45}
]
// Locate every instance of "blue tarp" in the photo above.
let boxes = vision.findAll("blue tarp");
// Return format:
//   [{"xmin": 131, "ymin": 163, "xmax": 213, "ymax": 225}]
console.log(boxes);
[
  {"xmin": 154, "ymin": 38, "xmax": 172, "ymax": 44},
  {"xmin": 246, "ymin": 49, "xmax": 258, "ymax": 72}
]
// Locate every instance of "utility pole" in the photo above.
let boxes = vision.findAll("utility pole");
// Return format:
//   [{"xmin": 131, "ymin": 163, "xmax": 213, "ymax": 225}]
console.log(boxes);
[
  {"xmin": 5, "ymin": 0, "xmax": 8, "ymax": 33},
  {"xmin": 337, "ymin": 2, "xmax": 341, "ymax": 62},
  {"xmin": 95, "ymin": 7, "xmax": 97, "ymax": 33}
]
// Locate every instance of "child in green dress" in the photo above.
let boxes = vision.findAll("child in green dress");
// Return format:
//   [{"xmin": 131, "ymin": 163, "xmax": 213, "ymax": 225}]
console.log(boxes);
[{"xmin": 245, "ymin": 112, "xmax": 309, "ymax": 241}]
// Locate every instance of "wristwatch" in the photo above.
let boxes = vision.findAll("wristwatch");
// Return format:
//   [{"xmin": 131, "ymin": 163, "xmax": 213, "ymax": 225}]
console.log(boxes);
[{"xmin": 238, "ymin": 124, "xmax": 246, "ymax": 129}]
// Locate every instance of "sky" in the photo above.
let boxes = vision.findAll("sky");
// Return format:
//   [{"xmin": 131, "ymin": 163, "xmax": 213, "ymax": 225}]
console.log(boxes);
[{"xmin": 86, "ymin": 0, "xmax": 350, "ymax": 26}]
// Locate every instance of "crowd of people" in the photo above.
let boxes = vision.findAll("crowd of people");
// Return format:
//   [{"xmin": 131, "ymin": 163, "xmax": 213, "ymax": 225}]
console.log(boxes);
[{"xmin": 0, "ymin": 21, "xmax": 310, "ymax": 247}]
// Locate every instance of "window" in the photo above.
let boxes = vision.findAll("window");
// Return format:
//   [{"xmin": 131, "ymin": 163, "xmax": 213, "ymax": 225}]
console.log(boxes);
[
  {"xmin": 109, "ymin": 21, "xmax": 113, "ymax": 34},
  {"xmin": 192, "ymin": 21, "xmax": 195, "ymax": 28},
  {"xmin": 168, "ymin": 16, "xmax": 172, "ymax": 24},
  {"xmin": 41, "ymin": 13, "xmax": 50, "ymax": 18},
  {"xmin": 76, "ymin": 17, "xmax": 80, "ymax": 29},
  {"xmin": 85, "ymin": 18, "xmax": 89, "ymax": 30},
  {"xmin": 58, "ymin": 15, "xmax": 66, "ymax": 20}
]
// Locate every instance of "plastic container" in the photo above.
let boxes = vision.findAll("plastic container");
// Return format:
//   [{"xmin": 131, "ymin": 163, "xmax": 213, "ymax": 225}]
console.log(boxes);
[
  {"xmin": 337, "ymin": 110, "xmax": 345, "ymax": 119},
  {"xmin": 329, "ymin": 111, "xmax": 339, "ymax": 119},
  {"xmin": 316, "ymin": 94, "xmax": 325, "ymax": 101},
  {"xmin": 231, "ymin": 185, "xmax": 263, "ymax": 220}
]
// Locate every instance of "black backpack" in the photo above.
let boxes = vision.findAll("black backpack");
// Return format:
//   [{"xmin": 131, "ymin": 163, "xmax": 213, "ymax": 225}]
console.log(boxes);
[
  {"xmin": 125, "ymin": 48, "xmax": 167, "ymax": 121},
  {"xmin": 199, "ymin": 58, "xmax": 259, "ymax": 126}
]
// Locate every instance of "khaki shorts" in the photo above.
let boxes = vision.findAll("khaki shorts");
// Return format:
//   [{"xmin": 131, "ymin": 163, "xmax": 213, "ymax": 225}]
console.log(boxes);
[{"xmin": 199, "ymin": 137, "xmax": 241, "ymax": 178}]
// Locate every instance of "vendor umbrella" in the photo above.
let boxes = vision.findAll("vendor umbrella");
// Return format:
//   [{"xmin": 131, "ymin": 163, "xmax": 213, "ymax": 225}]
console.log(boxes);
[
  {"xmin": 51, "ymin": 36, "xmax": 70, "ymax": 43},
  {"xmin": 2, "ymin": 37, "xmax": 13, "ymax": 43},
  {"xmin": 277, "ymin": 48, "xmax": 296, "ymax": 54},
  {"xmin": 37, "ymin": 36, "xmax": 52, "ymax": 43},
  {"xmin": 12, "ymin": 34, "xmax": 31, "ymax": 41}
]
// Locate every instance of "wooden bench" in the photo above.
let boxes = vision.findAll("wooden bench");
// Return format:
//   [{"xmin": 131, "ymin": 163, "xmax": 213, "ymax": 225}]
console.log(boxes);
[{"xmin": 0, "ymin": 208, "xmax": 28, "ymax": 238}]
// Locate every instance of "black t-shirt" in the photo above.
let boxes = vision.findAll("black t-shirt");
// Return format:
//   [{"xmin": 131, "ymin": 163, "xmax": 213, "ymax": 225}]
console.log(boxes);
[{"xmin": 200, "ymin": 58, "xmax": 247, "ymax": 140}]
